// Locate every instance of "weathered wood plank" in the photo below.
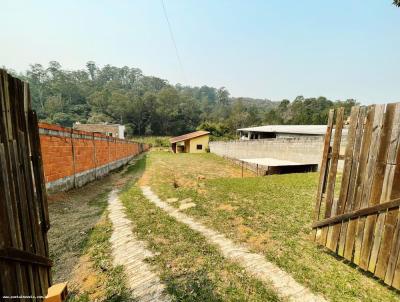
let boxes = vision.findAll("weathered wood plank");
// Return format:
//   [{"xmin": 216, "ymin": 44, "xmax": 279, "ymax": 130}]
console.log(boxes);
[
  {"xmin": 383, "ymin": 132, "xmax": 400, "ymax": 285},
  {"xmin": 29, "ymin": 110, "xmax": 50, "ymax": 234},
  {"xmin": 312, "ymin": 197, "xmax": 400, "ymax": 228},
  {"xmin": 313, "ymin": 109, "xmax": 334, "ymax": 241},
  {"xmin": 0, "ymin": 248, "xmax": 52, "ymax": 267},
  {"xmin": 353, "ymin": 104, "xmax": 385, "ymax": 266},
  {"xmin": 326, "ymin": 106, "xmax": 360, "ymax": 251},
  {"xmin": 375, "ymin": 208, "xmax": 399, "ymax": 279},
  {"xmin": 0, "ymin": 143, "xmax": 18, "ymax": 296},
  {"xmin": 28, "ymin": 110, "xmax": 51, "ymax": 289},
  {"xmin": 344, "ymin": 105, "xmax": 375, "ymax": 261}
]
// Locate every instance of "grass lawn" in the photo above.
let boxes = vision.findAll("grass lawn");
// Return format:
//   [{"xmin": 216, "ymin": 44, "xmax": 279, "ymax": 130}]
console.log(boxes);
[
  {"xmin": 120, "ymin": 157, "xmax": 280, "ymax": 301},
  {"xmin": 138, "ymin": 151, "xmax": 399, "ymax": 302}
]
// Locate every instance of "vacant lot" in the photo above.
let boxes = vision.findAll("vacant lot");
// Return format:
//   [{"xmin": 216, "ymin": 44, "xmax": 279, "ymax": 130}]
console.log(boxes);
[
  {"xmin": 138, "ymin": 151, "xmax": 399, "ymax": 302},
  {"xmin": 47, "ymin": 151, "xmax": 399, "ymax": 301}
]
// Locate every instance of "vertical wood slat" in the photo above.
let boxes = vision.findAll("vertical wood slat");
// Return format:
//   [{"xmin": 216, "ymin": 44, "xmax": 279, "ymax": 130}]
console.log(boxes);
[
  {"xmin": 313, "ymin": 109, "xmax": 334, "ymax": 224},
  {"xmin": 383, "ymin": 133, "xmax": 400, "ymax": 285},
  {"xmin": 326, "ymin": 106, "xmax": 360, "ymax": 252},
  {"xmin": 0, "ymin": 144, "xmax": 18, "ymax": 296},
  {"xmin": 0, "ymin": 69, "xmax": 51, "ymax": 298},
  {"xmin": 318, "ymin": 107, "xmax": 345, "ymax": 246},
  {"xmin": 29, "ymin": 110, "xmax": 52, "ymax": 288},
  {"xmin": 390, "ymin": 156, "xmax": 400, "ymax": 287}
]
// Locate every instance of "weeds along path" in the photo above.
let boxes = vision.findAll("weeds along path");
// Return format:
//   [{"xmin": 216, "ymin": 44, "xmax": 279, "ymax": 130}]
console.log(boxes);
[
  {"xmin": 141, "ymin": 186, "xmax": 326, "ymax": 302},
  {"xmin": 108, "ymin": 189, "xmax": 171, "ymax": 302}
]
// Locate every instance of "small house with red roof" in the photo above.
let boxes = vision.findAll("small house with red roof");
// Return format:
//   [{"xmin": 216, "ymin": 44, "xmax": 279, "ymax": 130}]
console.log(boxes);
[{"xmin": 170, "ymin": 131, "xmax": 210, "ymax": 153}]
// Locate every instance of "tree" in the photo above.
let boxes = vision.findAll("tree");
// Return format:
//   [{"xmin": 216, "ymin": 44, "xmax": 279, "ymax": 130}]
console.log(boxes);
[
  {"xmin": 155, "ymin": 87, "xmax": 180, "ymax": 135},
  {"xmin": 217, "ymin": 87, "xmax": 230, "ymax": 106},
  {"xmin": 394, "ymin": 0, "xmax": 400, "ymax": 7},
  {"xmin": 26, "ymin": 64, "xmax": 48, "ymax": 116},
  {"xmin": 86, "ymin": 61, "xmax": 97, "ymax": 81}
]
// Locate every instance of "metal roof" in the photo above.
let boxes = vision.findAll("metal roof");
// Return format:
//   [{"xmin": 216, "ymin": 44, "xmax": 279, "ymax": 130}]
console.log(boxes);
[
  {"xmin": 170, "ymin": 131, "xmax": 210, "ymax": 143},
  {"xmin": 237, "ymin": 125, "xmax": 329, "ymax": 135},
  {"xmin": 240, "ymin": 157, "xmax": 318, "ymax": 166}
]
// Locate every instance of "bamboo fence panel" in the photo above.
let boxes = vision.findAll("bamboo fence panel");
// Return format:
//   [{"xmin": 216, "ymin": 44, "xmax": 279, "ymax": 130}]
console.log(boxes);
[{"xmin": 0, "ymin": 69, "xmax": 51, "ymax": 300}]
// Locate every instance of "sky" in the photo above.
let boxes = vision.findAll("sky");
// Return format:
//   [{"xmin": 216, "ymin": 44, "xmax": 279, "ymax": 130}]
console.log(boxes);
[{"xmin": 0, "ymin": 0, "xmax": 399, "ymax": 104}]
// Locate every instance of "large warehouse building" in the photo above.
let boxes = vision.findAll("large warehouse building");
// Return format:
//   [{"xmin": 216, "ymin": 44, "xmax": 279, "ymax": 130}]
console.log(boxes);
[{"xmin": 237, "ymin": 125, "xmax": 329, "ymax": 140}]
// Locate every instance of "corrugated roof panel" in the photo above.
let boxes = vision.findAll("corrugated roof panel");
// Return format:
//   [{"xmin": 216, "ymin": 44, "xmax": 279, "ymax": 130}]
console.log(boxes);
[
  {"xmin": 237, "ymin": 125, "xmax": 329, "ymax": 135},
  {"xmin": 170, "ymin": 131, "xmax": 210, "ymax": 143}
]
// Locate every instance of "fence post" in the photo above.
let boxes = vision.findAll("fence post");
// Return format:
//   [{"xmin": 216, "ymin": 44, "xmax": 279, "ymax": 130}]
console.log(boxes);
[
  {"xmin": 92, "ymin": 133, "xmax": 97, "ymax": 179},
  {"xmin": 71, "ymin": 128, "xmax": 77, "ymax": 188},
  {"xmin": 241, "ymin": 161, "xmax": 244, "ymax": 178},
  {"xmin": 107, "ymin": 136, "xmax": 111, "ymax": 173}
]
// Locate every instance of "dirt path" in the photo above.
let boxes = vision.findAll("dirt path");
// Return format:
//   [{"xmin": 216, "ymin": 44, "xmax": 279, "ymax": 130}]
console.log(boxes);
[
  {"xmin": 108, "ymin": 189, "xmax": 171, "ymax": 302},
  {"xmin": 141, "ymin": 186, "xmax": 326, "ymax": 302}
]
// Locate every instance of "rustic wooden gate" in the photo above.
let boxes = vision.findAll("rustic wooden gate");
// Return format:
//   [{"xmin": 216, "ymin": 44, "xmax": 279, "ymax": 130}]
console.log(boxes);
[
  {"xmin": 0, "ymin": 69, "xmax": 51, "ymax": 300},
  {"xmin": 313, "ymin": 103, "xmax": 400, "ymax": 289}
]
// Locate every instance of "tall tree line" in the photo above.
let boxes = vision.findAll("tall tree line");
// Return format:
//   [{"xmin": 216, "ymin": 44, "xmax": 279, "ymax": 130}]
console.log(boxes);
[{"xmin": 10, "ymin": 62, "xmax": 357, "ymax": 138}]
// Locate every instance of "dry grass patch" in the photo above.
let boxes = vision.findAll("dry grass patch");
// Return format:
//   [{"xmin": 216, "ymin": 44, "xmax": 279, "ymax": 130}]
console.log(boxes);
[
  {"xmin": 120, "ymin": 178, "xmax": 280, "ymax": 301},
  {"xmin": 217, "ymin": 203, "xmax": 237, "ymax": 212},
  {"xmin": 141, "ymin": 151, "xmax": 254, "ymax": 191},
  {"xmin": 67, "ymin": 215, "xmax": 133, "ymax": 302}
]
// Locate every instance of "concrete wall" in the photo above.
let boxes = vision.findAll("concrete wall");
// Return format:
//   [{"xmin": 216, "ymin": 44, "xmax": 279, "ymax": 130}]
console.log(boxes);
[
  {"xmin": 210, "ymin": 137, "xmax": 325, "ymax": 165},
  {"xmin": 39, "ymin": 123, "xmax": 149, "ymax": 192}
]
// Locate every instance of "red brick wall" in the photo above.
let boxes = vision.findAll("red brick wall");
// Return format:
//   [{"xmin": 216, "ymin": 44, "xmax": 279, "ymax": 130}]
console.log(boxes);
[{"xmin": 39, "ymin": 123, "xmax": 149, "ymax": 184}]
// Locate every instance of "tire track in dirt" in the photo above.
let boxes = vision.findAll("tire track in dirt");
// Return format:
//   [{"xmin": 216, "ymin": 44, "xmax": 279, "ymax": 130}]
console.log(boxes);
[
  {"xmin": 141, "ymin": 186, "xmax": 327, "ymax": 302},
  {"xmin": 108, "ymin": 190, "xmax": 171, "ymax": 302}
]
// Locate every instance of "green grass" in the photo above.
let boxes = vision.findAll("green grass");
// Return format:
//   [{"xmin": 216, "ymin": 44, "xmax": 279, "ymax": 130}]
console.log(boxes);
[
  {"xmin": 141, "ymin": 151, "xmax": 399, "ymax": 302},
  {"xmin": 120, "ymin": 159, "xmax": 281, "ymax": 301},
  {"xmin": 48, "ymin": 178, "xmax": 115, "ymax": 283}
]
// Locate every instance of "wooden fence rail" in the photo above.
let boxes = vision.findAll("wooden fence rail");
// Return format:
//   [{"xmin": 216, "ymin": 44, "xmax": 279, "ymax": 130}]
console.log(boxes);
[
  {"xmin": 0, "ymin": 69, "xmax": 51, "ymax": 300},
  {"xmin": 313, "ymin": 103, "xmax": 400, "ymax": 289}
]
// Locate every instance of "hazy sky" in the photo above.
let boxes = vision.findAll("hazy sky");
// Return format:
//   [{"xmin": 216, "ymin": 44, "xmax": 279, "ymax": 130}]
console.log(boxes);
[{"xmin": 1, "ymin": 0, "xmax": 399, "ymax": 104}]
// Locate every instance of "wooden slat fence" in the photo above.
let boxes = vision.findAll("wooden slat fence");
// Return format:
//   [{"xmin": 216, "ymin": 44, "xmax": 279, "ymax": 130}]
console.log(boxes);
[
  {"xmin": 313, "ymin": 103, "xmax": 400, "ymax": 289},
  {"xmin": 0, "ymin": 69, "xmax": 51, "ymax": 300}
]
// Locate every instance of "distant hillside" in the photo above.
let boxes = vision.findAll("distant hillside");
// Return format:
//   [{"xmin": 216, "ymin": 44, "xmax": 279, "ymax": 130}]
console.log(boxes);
[
  {"xmin": 231, "ymin": 97, "xmax": 280, "ymax": 109},
  {"xmin": 11, "ymin": 61, "xmax": 357, "ymax": 138}
]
